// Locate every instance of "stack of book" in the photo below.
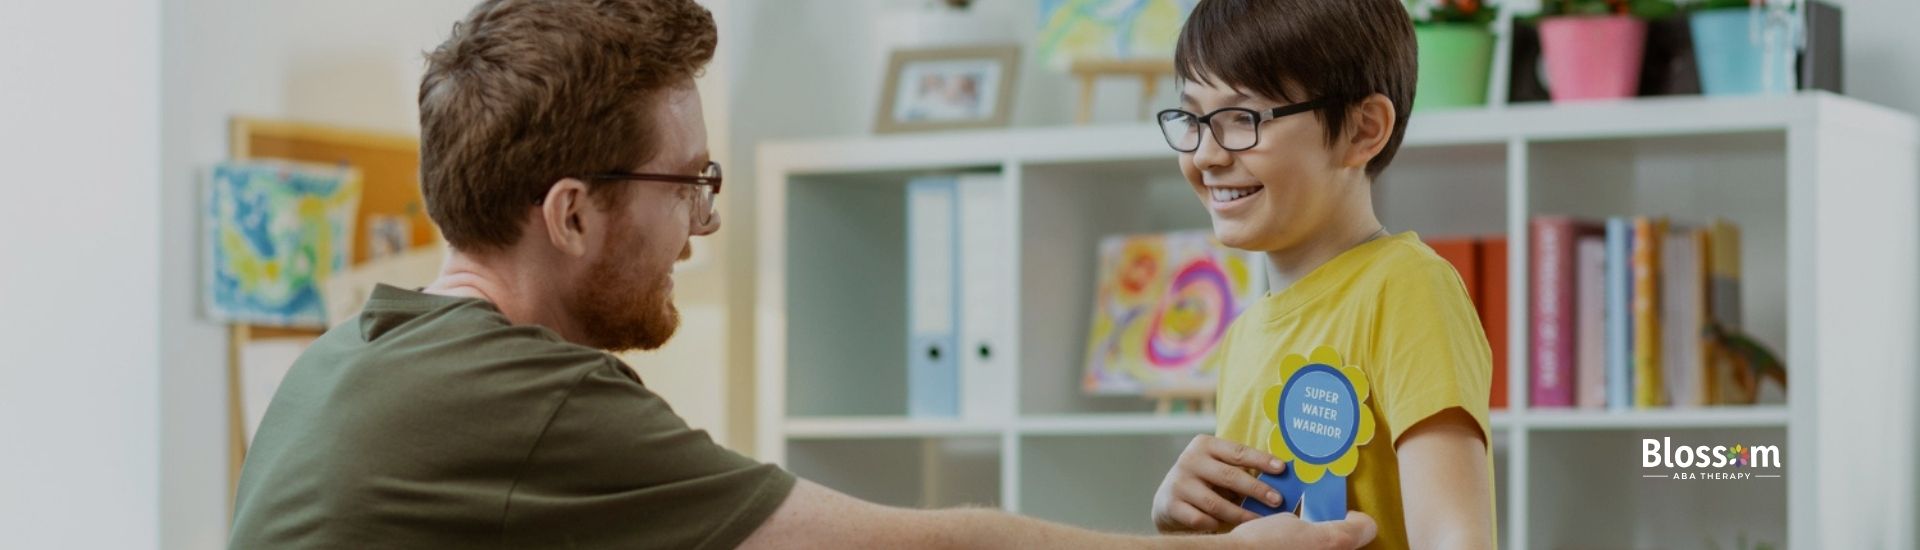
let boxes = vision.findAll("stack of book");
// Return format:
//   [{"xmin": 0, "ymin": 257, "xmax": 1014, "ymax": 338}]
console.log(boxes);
[{"xmin": 1528, "ymin": 216, "xmax": 1749, "ymax": 410}]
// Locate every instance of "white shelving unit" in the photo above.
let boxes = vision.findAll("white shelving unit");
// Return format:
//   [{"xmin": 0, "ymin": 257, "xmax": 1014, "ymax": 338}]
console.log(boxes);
[{"xmin": 755, "ymin": 92, "xmax": 1917, "ymax": 549}]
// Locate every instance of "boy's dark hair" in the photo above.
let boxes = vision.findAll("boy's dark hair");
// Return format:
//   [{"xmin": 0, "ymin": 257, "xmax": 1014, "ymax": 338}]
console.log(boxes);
[
  {"xmin": 1173, "ymin": 0, "xmax": 1417, "ymax": 179},
  {"xmin": 419, "ymin": 0, "xmax": 716, "ymax": 251}
]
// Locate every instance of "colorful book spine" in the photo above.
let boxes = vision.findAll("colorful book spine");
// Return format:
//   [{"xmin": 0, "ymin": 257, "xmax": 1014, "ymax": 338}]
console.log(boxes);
[
  {"xmin": 1605, "ymin": 218, "xmax": 1635, "ymax": 411},
  {"xmin": 1479, "ymin": 237, "xmax": 1510, "ymax": 411},
  {"xmin": 1631, "ymin": 217, "xmax": 1667, "ymax": 408},
  {"xmin": 1574, "ymin": 236, "xmax": 1608, "ymax": 409},
  {"xmin": 1529, "ymin": 217, "xmax": 1598, "ymax": 408}
]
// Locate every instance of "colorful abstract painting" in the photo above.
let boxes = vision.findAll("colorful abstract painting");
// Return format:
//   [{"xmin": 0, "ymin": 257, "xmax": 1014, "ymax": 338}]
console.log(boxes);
[
  {"xmin": 1036, "ymin": 0, "xmax": 1199, "ymax": 70},
  {"xmin": 204, "ymin": 160, "xmax": 361, "ymax": 327},
  {"xmin": 1083, "ymin": 231, "xmax": 1260, "ymax": 395}
]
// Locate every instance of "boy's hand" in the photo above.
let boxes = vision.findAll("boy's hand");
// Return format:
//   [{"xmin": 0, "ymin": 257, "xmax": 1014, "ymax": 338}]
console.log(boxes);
[
  {"xmin": 1227, "ymin": 510, "xmax": 1377, "ymax": 550},
  {"xmin": 1151, "ymin": 434, "xmax": 1289, "ymax": 533}
]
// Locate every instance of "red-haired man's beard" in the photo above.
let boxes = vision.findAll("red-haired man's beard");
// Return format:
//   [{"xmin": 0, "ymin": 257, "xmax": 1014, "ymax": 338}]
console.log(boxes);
[{"xmin": 566, "ymin": 229, "xmax": 679, "ymax": 352}]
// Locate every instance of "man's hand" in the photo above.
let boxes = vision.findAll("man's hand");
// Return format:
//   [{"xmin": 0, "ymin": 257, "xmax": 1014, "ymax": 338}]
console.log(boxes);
[
  {"xmin": 1152, "ymin": 434, "xmax": 1290, "ymax": 533},
  {"xmin": 1227, "ymin": 510, "xmax": 1377, "ymax": 550},
  {"xmin": 743, "ymin": 478, "xmax": 1372, "ymax": 550}
]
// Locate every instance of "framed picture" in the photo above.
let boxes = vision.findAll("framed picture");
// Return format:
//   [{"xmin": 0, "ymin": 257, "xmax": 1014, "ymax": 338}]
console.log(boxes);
[
  {"xmin": 203, "ymin": 159, "xmax": 362, "ymax": 328},
  {"xmin": 875, "ymin": 45, "xmax": 1020, "ymax": 133},
  {"xmin": 1081, "ymin": 231, "xmax": 1264, "ymax": 397}
]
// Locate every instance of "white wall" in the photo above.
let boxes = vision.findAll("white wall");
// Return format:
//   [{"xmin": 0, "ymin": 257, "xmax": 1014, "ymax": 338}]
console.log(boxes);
[
  {"xmin": 0, "ymin": 1, "xmax": 163, "ymax": 548},
  {"xmin": 160, "ymin": 4, "xmax": 473, "ymax": 547},
  {"xmin": 1832, "ymin": 0, "xmax": 1920, "ymax": 116}
]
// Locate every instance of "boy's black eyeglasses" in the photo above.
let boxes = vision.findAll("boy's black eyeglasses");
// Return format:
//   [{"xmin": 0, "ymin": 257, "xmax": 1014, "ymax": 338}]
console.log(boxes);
[
  {"xmin": 1156, "ymin": 98, "xmax": 1333, "ymax": 153},
  {"xmin": 570, "ymin": 161, "xmax": 723, "ymax": 225}
]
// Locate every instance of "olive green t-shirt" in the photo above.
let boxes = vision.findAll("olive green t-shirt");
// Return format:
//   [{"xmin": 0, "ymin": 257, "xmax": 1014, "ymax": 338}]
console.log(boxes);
[{"xmin": 230, "ymin": 285, "xmax": 794, "ymax": 549}]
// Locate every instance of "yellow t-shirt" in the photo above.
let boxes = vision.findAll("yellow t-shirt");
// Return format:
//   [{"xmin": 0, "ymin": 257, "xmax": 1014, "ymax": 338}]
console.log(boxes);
[{"xmin": 1213, "ymin": 232, "xmax": 1495, "ymax": 550}]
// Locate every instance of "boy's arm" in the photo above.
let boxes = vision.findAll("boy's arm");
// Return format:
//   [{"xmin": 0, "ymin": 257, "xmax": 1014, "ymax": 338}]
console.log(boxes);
[
  {"xmin": 739, "ymin": 478, "xmax": 1376, "ymax": 550},
  {"xmin": 1395, "ymin": 407, "xmax": 1496, "ymax": 550}
]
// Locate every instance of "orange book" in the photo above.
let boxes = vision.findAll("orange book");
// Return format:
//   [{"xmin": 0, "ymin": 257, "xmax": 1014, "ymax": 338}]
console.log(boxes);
[
  {"xmin": 1631, "ymin": 217, "xmax": 1667, "ymax": 408},
  {"xmin": 1428, "ymin": 237, "xmax": 1481, "ymax": 305},
  {"xmin": 1428, "ymin": 236, "xmax": 1501, "ymax": 409},
  {"xmin": 1478, "ymin": 237, "xmax": 1510, "ymax": 410}
]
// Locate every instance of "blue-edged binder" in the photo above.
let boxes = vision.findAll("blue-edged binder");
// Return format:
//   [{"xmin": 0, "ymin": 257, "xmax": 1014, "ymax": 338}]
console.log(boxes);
[
  {"xmin": 908, "ymin": 177, "xmax": 960, "ymax": 417},
  {"xmin": 1605, "ymin": 218, "xmax": 1635, "ymax": 411}
]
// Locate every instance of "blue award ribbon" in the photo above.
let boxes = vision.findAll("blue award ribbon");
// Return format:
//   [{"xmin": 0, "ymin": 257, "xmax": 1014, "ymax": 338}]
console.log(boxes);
[
  {"xmin": 1240, "ymin": 347, "xmax": 1375, "ymax": 522},
  {"xmin": 1244, "ymin": 469, "xmax": 1349, "ymax": 522}
]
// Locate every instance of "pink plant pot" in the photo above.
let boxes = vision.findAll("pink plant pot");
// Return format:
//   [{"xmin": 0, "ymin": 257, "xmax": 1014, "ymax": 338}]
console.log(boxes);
[{"xmin": 1539, "ymin": 15, "xmax": 1649, "ymax": 102}]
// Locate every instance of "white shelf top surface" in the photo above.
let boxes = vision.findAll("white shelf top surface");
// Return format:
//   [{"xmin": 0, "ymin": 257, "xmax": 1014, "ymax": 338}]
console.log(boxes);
[
  {"xmin": 780, "ymin": 408, "xmax": 1787, "ymax": 439},
  {"xmin": 1521, "ymin": 405, "xmax": 1790, "ymax": 430},
  {"xmin": 785, "ymin": 417, "xmax": 1006, "ymax": 439},
  {"xmin": 759, "ymin": 92, "xmax": 1913, "ymax": 176}
]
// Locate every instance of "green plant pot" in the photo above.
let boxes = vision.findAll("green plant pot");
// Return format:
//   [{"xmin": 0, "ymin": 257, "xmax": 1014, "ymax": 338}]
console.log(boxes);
[{"xmin": 1414, "ymin": 24, "xmax": 1496, "ymax": 111}]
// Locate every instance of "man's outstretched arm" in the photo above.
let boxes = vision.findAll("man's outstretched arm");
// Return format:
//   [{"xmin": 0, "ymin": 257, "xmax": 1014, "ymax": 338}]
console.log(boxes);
[{"xmin": 737, "ymin": 478, "xmax": 1376, "ymax": 550}]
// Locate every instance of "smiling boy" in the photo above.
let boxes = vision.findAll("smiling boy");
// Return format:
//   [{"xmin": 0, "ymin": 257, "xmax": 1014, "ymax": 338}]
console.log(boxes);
[{"xmin": 1147, "ymin": 1, "xmax": 1498, "ymax": 549}]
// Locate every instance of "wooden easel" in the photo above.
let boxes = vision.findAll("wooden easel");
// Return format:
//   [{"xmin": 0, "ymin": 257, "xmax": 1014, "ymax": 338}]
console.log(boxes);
[
  {"xmin": 1146, "ymin": 388, "xmax": 1215, "ymax": 416},
  {"xmin": 1070, "ymin": 58, "xmax": 1176, "ymax": 125},
  {"xmin": 224, "ymin": 324, "xmax": 320, "ymax": 497},
  {"xmin": 223, "ymin": 118, "xmax": 426, "ymax": 504}
]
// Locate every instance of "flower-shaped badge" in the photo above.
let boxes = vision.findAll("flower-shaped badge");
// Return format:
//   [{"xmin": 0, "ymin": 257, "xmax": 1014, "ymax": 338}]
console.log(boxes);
[{"xmin": 1260, "ymin": 346, "xmax": 1376, "ymax": 484}]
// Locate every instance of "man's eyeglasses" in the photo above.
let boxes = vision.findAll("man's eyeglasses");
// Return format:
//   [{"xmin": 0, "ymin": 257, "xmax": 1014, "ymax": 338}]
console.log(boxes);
[
  {"xmin": 578, "ymin": 160, "xmax": 723, "ymax": 227},
  {"xmin": 1155, "ymin": 98, "xmax": 1333, "ymax": 153}
]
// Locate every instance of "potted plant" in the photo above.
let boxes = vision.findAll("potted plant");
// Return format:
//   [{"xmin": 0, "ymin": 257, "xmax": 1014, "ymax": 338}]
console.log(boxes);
[
  {"xmin": 1689, "ymin": 0, "xmax": 1799, "ymax": 96},
  {"xmin": 1407, "ymin": 0, "xmax": 1499, "ymax": 111},
  {"xmin": 1536, "ymin": 0, "xmax": 1678, "ymax": 101}
]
